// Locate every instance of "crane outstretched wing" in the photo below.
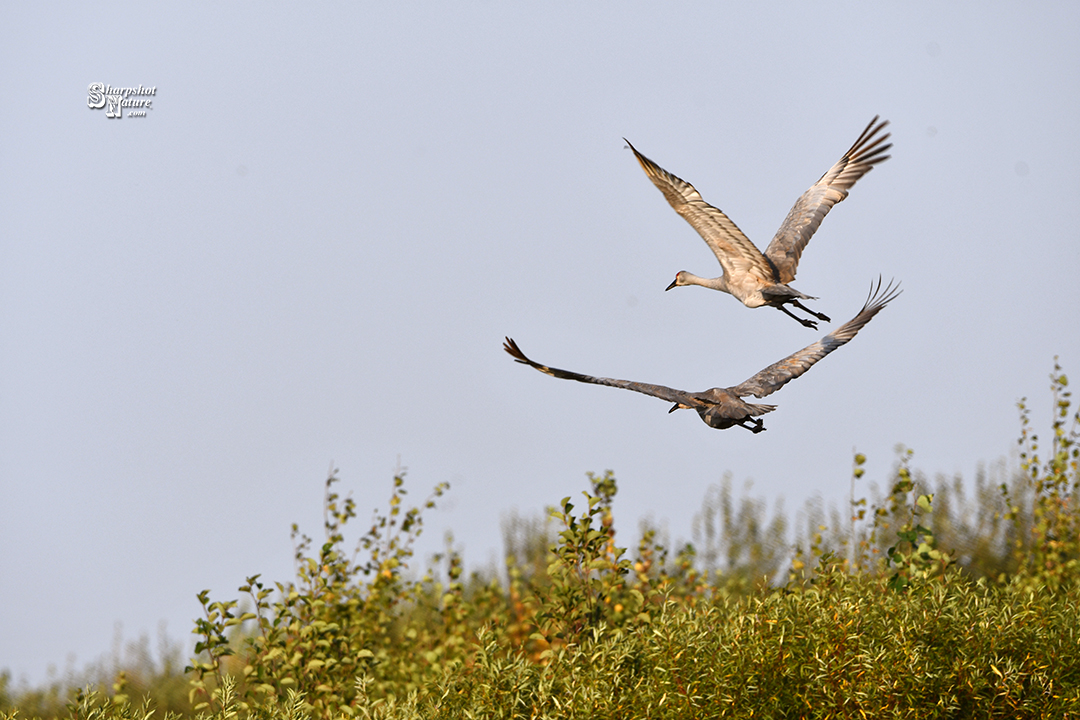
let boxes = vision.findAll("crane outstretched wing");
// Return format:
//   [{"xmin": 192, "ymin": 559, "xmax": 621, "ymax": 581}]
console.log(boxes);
[
  {"xmin": 504, "ymin": 337, "xmax": 702, "ymax": 409},
  {"xmin": 731, "ymin": 278, "xmax": 900, "ymax": 399},
  {"xmin": 626, "ymin": 139, "xmax": 777, "ymax": 285},
  {"xmin": 764, "ymin": 117, "xmax": 891, "ymax": 283}
]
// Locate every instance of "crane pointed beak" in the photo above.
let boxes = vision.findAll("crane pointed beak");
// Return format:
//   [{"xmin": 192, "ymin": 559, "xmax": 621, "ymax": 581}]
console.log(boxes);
[
  {"xmin": 668, "ymin": 403, "xmax": 680, "ymax": 413},
  {"xmin": 665, "ymin": 278, "xmax": 678, "ymax": 291}
]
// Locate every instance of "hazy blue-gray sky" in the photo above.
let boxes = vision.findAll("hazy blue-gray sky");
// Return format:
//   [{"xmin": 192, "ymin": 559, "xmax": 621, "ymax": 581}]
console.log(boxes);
[{"xmin": 3, "ymin": 3, "xmax": 1078, "ymax": 684}]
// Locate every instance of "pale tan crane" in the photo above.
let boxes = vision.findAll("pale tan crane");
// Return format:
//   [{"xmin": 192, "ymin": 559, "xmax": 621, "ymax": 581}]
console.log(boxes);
[{"xmin": 627, "ymin": 117, "xmax": 891, "ymax": 329}]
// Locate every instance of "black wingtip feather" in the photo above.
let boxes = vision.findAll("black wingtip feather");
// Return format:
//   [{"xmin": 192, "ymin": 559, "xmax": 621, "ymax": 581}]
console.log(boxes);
[{"xmin": 503, "ymin": 337, "xmax": 531, "ymax": 366}]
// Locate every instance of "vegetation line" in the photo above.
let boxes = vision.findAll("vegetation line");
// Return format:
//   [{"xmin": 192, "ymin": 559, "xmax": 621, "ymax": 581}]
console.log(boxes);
[{"xmin": 4, "ymin": 363, "xmax": 1079, "ymax": 719}]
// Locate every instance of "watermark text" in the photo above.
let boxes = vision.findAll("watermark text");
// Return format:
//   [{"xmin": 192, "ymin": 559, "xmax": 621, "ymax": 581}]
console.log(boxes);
[{"xmin": 87, "ymin": 83, "xmax": 156, "ymax": 119}]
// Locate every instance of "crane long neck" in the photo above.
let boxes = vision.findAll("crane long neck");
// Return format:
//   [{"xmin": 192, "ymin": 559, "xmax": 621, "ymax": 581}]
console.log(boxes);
[{"xmin": 681, "ymin": 272, "xmax": 730, "ymax": 294}]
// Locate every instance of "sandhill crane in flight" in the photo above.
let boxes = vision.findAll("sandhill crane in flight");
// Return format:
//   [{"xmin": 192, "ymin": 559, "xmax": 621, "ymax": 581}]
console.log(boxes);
[
  {"xmin": 505, "ymin": 279, "xmax": 899, "ymax": 432},
  {"xmin": 626, "ymin": 117, "xmax": 891, "ymax": 329}
]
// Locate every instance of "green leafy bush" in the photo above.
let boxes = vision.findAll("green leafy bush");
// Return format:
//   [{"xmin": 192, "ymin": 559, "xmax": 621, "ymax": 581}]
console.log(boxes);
[{"xmin": 6, "ymin": 363, "xmax": 1080, "ymax": 719}]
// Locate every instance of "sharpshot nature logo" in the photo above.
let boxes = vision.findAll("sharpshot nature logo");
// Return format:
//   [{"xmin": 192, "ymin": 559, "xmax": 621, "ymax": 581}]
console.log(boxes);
[{"xmin": 87, "ymin": 83, "xmax": 156, "ymax": 119}]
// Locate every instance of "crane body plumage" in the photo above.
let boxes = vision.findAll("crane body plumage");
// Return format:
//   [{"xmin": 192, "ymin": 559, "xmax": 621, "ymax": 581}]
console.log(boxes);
[{"xmin": 627, "ymin": 117, "xmax": 892, "ymax": 329}]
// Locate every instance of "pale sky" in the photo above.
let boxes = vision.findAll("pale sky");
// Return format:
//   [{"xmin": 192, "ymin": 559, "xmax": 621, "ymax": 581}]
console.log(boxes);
[{"xmin": 2, "ymin": 3, "xmax": 1079, "ymax": 684}]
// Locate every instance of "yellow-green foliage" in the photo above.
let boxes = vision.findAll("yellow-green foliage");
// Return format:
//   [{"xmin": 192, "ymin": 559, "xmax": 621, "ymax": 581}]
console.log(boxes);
[{"xmin": 5, "ymin": 363, "xmax": 1079, "ymax": 719}]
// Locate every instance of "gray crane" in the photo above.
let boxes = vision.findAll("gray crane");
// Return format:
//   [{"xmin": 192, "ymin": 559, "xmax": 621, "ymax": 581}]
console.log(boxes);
[
  {"xmin": 505, "ymin": 279, "xmax": 899, "ymax": 432},
  {"xmin": 626, "ymin": 117, "xmax": 891, "ymax": 329}
]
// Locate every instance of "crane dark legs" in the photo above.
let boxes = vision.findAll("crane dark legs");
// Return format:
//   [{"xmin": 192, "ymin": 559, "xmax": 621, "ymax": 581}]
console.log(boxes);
[
  {"xmin": 738, "ymin": 418, "xmax": 766, "ymax": 433},
  {"xmin": 776, "ymin": 300, "xmax": 830, "ymax": 329},
  {"xmin": 776, "ymin": 304, "xmax": 819, "ymax": 329},
  {"xmin": 791, "ymin": 299, "xmax": 830, "ymax": 323}
]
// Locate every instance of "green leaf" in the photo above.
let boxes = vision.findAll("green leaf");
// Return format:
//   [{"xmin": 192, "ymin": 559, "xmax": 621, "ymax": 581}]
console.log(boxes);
[{"xmin": 916, "ymin": 494, "xmax": 934, "ymax": 513}]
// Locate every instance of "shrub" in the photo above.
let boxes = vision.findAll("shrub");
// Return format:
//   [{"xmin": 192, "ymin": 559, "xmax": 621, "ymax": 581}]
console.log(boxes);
[{"xmin": 6, "ymin": 363, "xmax": 1080, "ymax": 719}]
